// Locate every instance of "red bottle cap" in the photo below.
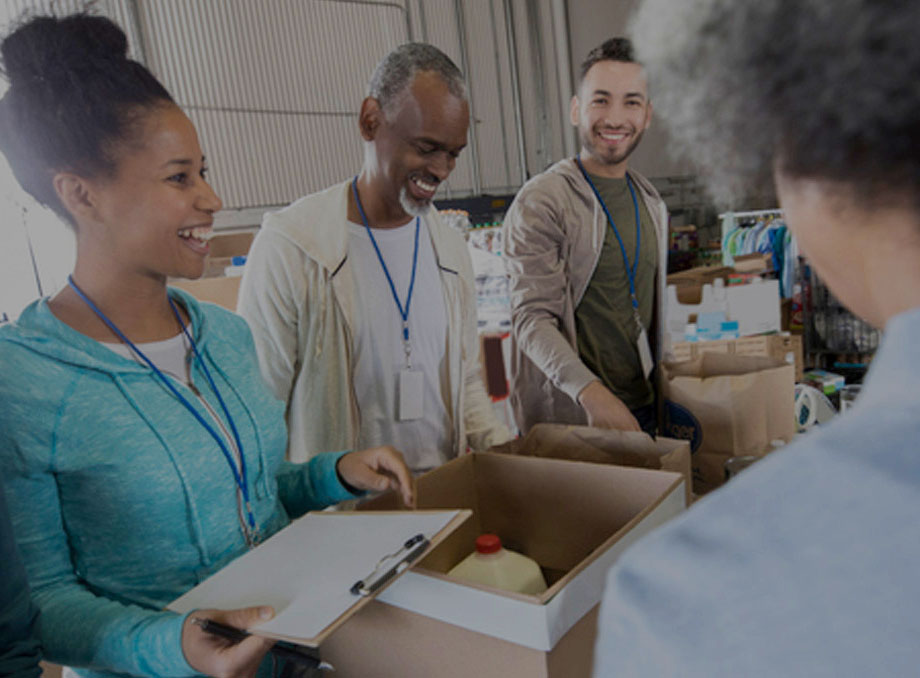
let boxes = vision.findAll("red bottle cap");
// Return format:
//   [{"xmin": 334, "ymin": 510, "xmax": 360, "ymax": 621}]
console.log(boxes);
[{"xmin": 475, "ymin": 534, "xmax": 502, "ymax": 554}]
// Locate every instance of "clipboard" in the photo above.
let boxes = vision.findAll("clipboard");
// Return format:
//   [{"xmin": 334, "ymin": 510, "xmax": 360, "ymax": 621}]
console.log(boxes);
[{"xmin": 168, "ymin": 509, "xmax": 470, "ymax": 647}]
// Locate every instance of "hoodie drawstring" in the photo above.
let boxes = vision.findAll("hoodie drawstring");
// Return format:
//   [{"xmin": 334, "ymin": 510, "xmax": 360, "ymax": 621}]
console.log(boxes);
[
  {"xmin": 112, "ymin": 374, "xmax": 211, "ymax": 563},
  {"xmin": 202, "ymin": 350, "xmax": 273, "ymax": 500}
]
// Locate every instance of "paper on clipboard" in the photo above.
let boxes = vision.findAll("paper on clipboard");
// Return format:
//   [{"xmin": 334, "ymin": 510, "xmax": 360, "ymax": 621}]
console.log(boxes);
[{"xmin": 168, "ymin": 509, "xmax": 470, "ymax": 646}]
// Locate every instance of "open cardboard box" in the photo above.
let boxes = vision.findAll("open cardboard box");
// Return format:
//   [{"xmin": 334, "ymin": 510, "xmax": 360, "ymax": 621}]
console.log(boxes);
[
  {"xmin": 321, "ymin": 453, "xmax": 686, "ymax": 677},
  {"xmin": 489, "ymin": 423, "xmax": 693, "ymax": 506}
]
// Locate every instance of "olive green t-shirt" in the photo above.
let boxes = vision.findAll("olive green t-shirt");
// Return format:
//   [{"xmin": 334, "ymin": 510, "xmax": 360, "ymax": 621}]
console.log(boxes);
[{"xmin": 575, "ymin": 173, "xmax": 658, "ymax": 409}]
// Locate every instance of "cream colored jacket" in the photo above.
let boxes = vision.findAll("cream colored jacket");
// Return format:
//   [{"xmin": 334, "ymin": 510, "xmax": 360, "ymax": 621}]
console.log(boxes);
[
  {"xmin": 502, "ymin": 159, "xmax": 669, "ymax": 433},
  {"xmin": 238, "ymin": 180, "xmax": 512, "ymax": 463}
]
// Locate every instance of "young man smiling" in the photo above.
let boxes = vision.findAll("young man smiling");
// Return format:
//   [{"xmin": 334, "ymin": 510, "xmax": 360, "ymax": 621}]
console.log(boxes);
[
  {"xmin": 239, "ymin": 43, "xmax": 510, "ymax": 471},
  {"xmin": 502, "ymin": 37, "xmax": 668, "ymax": 436}
]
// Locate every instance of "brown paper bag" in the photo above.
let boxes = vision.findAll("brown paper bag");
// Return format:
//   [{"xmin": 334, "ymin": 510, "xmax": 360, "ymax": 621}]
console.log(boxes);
[
  {"xmin": 490, "ymin": 423, "xmax": 692, "ymax": 504},
  {"xmin": 661, "ymin": 353, "xmax": 795, "ymax": 494}
]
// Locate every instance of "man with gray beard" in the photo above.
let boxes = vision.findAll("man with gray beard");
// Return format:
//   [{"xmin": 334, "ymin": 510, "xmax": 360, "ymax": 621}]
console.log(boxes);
[{"xmin": 240, "ymin": 43, "xmax": 510, "ymax": 472}]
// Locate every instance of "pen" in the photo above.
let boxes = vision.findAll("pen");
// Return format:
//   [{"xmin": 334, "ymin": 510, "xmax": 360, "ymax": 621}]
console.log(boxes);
[{"xmin": 191, "ymin": 617, "xmax": 335, "ymax": 672}]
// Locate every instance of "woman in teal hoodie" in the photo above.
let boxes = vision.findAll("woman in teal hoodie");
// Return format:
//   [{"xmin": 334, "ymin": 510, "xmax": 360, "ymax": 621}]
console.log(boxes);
[{"xmin": 0, "ymin": 13, "xmax": 413, "ymax": 678}]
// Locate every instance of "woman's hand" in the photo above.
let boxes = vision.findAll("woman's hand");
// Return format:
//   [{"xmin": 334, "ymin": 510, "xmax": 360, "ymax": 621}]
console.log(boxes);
[
  {"xmin": 181, "ymin": 606, "xmax": 276, "ymax": 678},
  {"xmin": 337, "ymin": 446, "xmax": 415, "ymax": 507}
]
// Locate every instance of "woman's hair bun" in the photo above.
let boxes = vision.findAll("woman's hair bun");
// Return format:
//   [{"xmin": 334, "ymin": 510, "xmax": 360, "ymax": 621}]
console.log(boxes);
[
  {"xmin": 1, "ymin": 13, "xmax": 128, "ymax": 85},
  {"xmin": 0, "ymin": 12, "xmax": 172, "ymax": 223}
]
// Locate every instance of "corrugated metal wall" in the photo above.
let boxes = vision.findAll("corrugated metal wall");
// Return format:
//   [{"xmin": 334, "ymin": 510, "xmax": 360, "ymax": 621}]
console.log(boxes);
[
  {"xmin": 0, "ymin": 0, "xmax": 566, "ymax": 213},
  {"xmin": 140, "ymin": 0, "xmax": 411, "ymax": 209}
]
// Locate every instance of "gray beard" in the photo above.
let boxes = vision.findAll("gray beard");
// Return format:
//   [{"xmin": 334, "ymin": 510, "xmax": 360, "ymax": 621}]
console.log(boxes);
[{"xmin": 399, "ymin": 186, "xmax": 430, "ymax": 218}]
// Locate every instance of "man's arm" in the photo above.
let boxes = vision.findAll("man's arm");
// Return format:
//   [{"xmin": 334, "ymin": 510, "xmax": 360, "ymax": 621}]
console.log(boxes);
[
  {"xmin": 237, "ymin": 226, "xmax": 304, "ymax": 405},
  {"xmin": 577, "ymin": 381, "xmax": 641, "ymax": 431},
  {"xmin": 503, "ymin": 187, "xmax": 598, "ymax": 402},
  {"xmin": 503, "ymin": 186, "xmax": 641, "ymax": 431}
]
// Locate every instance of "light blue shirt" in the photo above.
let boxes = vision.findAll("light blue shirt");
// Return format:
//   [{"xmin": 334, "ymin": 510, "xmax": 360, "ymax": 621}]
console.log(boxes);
[{"xmin": 594, "ymin": 306, "xmax": 920, "ymax": 677}]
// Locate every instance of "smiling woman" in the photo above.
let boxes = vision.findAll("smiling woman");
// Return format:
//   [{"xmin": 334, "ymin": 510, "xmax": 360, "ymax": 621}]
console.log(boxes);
[
  {"xmin": 52, "ymin": 103, "xmax": 223, "ymax": 308},
  {"xmin": 0, "ymin": 12, "xmax": 413, "ymax": 678}
]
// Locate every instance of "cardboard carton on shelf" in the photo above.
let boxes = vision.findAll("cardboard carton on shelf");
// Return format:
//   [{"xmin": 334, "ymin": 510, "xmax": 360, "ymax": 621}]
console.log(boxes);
[
  {"xmin": 730, "ymin": 252, "xmax": 773, "ymax": 275},
  {"xmin": 169, "ymin": 276, "xmax": 242, "ymax": 312},
  {"xmin": 667, "ymin": 253, "xmax": 773, "ymax": 304},
  {"xmin": 200, "ymin": 231, "xmax": 255, "ymax": 277},
  {"xmin": 169, "ymin": 230, "xmax": 255, "ymax": 311},
  {"xmin": 666, "ymin": 278, "xmax": 782, "ymax": 345},
  {"xmin": 321, "ymin": 453, "xmax": 686, "ymax": 678},
  {"xmin": 670, "ymin": 333, "xmax": 804, "ymax": 381},
  {"xmin": 666, "ymin": 264, "xmax": 733, "ymax": 304}
]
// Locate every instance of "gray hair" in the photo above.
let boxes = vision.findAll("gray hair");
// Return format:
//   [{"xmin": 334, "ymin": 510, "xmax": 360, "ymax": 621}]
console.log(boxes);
[
  {"xmin": 367, "ymin": 42, "xmax": 466, "ymax": 116},
  {"xmin": 631, "ymin": 0, "xmax": 920, "ymax": 208}
]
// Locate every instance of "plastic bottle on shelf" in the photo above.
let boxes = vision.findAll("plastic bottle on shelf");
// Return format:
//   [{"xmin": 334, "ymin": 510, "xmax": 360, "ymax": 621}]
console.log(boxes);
[{"xmin": 447, "ymin": 534, "xmax": 548, "ymax": 595}]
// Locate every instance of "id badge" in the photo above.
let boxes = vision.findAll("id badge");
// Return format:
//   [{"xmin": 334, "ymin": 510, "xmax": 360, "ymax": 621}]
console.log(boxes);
[
  {"xmin": 398, "ymin": 369, "xmax": 424, "ymax": 421},
  {"xmin": 637, "ymin": 327, "xmax": 654, "ymax": 379}
]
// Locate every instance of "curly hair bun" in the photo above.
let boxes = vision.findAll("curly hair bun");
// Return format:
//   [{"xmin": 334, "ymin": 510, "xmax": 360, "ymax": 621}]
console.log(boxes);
[
  {"xmin": 0, "ymin": 12, "xmax": 172, "ymax": 223},
  {"xmin": 1, "ymin": 13, "xmax": 128, "ymax": 85}
]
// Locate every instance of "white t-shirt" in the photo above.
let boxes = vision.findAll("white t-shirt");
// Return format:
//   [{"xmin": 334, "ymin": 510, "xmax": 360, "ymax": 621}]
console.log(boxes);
[
  {"xmin": 104, "ymin": 332, "xmax": 190, "ymax": 383},
  {"xmin": 347, "ymin": 216, "xmax": 452, "ymax": 472},
  {"xmin": 102, "ymin": 328, "xmax": 254, "ymax": 541}
]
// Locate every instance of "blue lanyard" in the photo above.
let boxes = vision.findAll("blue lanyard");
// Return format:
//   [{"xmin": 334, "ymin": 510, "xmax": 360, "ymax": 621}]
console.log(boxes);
[
  {"xmin": 351, "ymin": 177, "xmax": 420, "ymax": 365},
  {"xmin": 66, "ymin": 276, "xmax": 259, "ymax": 545},
  {"xmin": 575, "ymin": 155, "xmax": 642, "ymax": 312}
]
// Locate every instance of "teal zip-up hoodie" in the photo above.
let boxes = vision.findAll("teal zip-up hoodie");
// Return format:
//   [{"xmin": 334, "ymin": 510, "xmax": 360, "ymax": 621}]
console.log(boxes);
[{"xmin": 0, "ymin": 289, "xmax": 357, "ymax": 678}]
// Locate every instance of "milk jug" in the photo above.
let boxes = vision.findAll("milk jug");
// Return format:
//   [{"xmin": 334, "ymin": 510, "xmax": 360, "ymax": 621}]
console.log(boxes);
[{"xmin": 447, "ymin": 534, "xmax": 548, "ymax": 594}]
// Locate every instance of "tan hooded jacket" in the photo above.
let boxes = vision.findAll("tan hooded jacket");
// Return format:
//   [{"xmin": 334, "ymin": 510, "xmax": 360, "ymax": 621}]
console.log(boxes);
[
  {"xmin": 502, "ymin": 158, "xmax": 669, "ymax": 433},
  {"xmin": 238, "ymin": 181, "xmax": 512, "ymax": 464}
]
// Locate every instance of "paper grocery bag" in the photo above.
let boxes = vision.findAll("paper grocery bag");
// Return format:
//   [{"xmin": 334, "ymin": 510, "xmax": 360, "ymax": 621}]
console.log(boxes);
[
  {"xmin": 490, "ymin": 423, "xmax": 692, "ymax": 504},
  {"xmin": 661, "ymin": 353, "xmax": 795, "ymax": 494}
]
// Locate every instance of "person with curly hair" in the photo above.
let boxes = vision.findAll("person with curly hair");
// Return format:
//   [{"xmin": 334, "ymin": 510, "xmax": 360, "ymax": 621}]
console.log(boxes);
[
  {"xmin": 593, "ymin": 1, "xmax": 920, "ymax": 675},
  {"xmin": 0, "ymin": 13, "xmax": 412, "ymax": 678}
]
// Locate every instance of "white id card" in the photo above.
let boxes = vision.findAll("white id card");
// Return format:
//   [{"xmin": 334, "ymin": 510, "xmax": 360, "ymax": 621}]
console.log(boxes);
[
  {"xmin": 398, "ymin": 369, "xmax": 424, "ymax": 421},
  {"xmin": 637, "ymin": 327, "xmax": 654, "ymax": 379}
]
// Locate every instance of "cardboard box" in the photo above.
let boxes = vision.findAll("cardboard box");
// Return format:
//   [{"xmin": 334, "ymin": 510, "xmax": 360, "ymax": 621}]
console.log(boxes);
[
  {"xmin": 169, "ymin": 276, "xmax": 241, "ymax": 311},
  {"xmin": 662, "ymin": 353, "xmax": 795, "ymax": 494},
  {"xmin": 322, "ymin": 453, "xmax": 686, "ymax": 677},
  {"xmin": 666, "ymin": 278, "xmax": 782, "ymax": 345},
  {"xmin": 666, "ymin": 264, "xmax": 733, "ymax": 304},
  {"xmin": 489, "ymin": 423, "xmax": 692, "ymax": 506},
  {"xmin": 731, "ymin": 252, "xmax": 773, "ymax": 274},
  {"xmin": 197, "ymin": 231, "xmax": 255, "ymax": 277},
  {"xmin": 209, "ymin": 231, "xmax": 254, "ymax": 258},
  {"xmin": 671, "ymin": 333, "xmax": 804, "ymax": 381},
  {"xmin": 666, "ymin": 256, "xmax": 771, "ymax": 304},
  {"xmin": 169, "ymin": 230, "xmax": 255, "ymax": 310}
]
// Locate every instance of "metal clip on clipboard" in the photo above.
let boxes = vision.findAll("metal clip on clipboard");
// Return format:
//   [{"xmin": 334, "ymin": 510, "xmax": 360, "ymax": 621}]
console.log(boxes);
[{"xmin": 350, "ymin": 533, "xmax": 430, "ymax": 596}]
